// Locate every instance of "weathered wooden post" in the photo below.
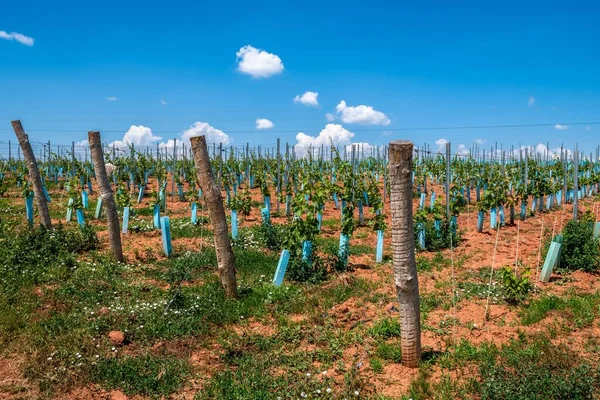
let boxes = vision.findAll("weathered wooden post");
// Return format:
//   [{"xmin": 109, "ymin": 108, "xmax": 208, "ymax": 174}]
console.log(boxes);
[
  {"xmin": 191, "ymin": 136, "xmax": 237, "ymax": 298},
  {"xmin": 89, "ymin": 131, "xmax": 124, "ymax": 262},
  {"xmin": 389, "ymin": 140, "xmax": 421, "ymax": 368},
  {"xmin": 12, "ymin": 120, "xmax": 52, "ymax": 229}
]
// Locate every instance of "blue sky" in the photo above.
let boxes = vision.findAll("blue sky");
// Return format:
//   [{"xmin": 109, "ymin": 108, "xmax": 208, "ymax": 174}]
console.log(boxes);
[{"xmin": 1, "ymin": 0, "xmax": 599, "ymax": 157}]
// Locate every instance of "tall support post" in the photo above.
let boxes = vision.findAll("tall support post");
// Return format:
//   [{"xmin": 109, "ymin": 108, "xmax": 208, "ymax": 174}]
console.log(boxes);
[
  {"xmin": 71, "ymin": 141, "xmax": 76, "ymax": 176},
  {"xmin": 89, "ymin": 131, "xmax": 124, "ymax": 262},
  {"xmin": 445, "ymin": 142, "xmax": 451, "ymax": 221},
  {"xmin": 573, "ymin": 147, "xmax": 579, "ymax": 220},
  {"xmin": 12, "ymin": 120, "xmax": 53, "ymax": 229},
  {"xmin": 276, "ymin": 138, "xmax": 281, "ymax": 214},
  {"xmin": 389, "ymin": 140, "xmax": 421, "ymax": 368},
  {"xmin": 191, "ymin": 136, "xmax": 237, "ymax": 298}
]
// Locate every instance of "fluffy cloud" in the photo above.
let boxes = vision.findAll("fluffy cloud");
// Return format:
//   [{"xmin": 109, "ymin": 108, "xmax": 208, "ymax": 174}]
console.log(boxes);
[
  {"xmin": 105, "ymin": 96, "xmax": 118, "ymax": 101},
  {"xmin": 255, "ymin": 118, "xmax": 274, "ymax": 130},
  {"xmin": 475, "ymin": 138, "xmax": 486, "ymax": 144},
  {"xmin": 456, "ymin": 144, "xmax": 470, "ymax": 156},
  {"xmin": 505, "ymin": 143, "xmax": 571, "ymax": 159},
  {"xmin": 180, "ymin": 122, "xmax": 231, "ymax": 146},
  {"xmin": 295, "ymin": 124, "xmax": 354, "ymax": 156},
  {"xmin": 104, "ymin": 122, "xmax": 231, "ymax": 157},
  {"xmin": 554, "ymin": 124, "xmax": 569, "ymax": 130},
  {"xmin": 0, "ymin": 30, "xmax": 34, "ymax": 46},
  {"xmin": 294, "ymin": 91, "xmax": 319, "ymax": 107},
  {"xmin": 344, "ymin": 142, "xmax": 375, "ymax": 156},
  {"xmin": 528, "ymin": 96, "xmax": 536, "ymax": 106},
  {"xmin": 236, "ymin": 45, "xmax": 284, "ymax": 78},
  {"xmin": 294, "ymin": 124, "xmax": 380, "ymax": 158},
  {"xmin": 160, "ymin": 100, "xmax": 167, "ymax": 105},
  {"xmin": 434, "ymin": 139, "xmax": 470, "ymax": 157},
  {"xmin": 434, "ymin": 138, "xmax": 448, "ymax": 152},
  {"xmin": 109, "ymin": 125, "xmax": 162, "ymax": 149},
  {"xmin": 335, "ymin": 100, "xmax": 390, "ymax": 125},
  {"xmin": 325, "ymin": 113, "xmax": 336, "ymax": 122}
]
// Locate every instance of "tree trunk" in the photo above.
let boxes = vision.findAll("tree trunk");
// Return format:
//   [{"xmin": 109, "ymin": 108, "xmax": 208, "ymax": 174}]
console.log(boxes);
[
  {"xmin": 12, "ymin": 120, "xmax": 52, "ymax": 229},
  {"xmin": 389, "ymin": 140, "xmax": 421, "ymax": 368},
  {"xmin": 190, "ymin": 136, "xmax": 237, "ymax": 298},
  {"xmin": 88, "ymin": 131, "xmax": 124, "ymax": 262}
]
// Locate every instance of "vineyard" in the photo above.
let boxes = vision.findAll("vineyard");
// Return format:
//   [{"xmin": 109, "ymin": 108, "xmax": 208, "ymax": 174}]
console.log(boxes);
[{"xmin": 2, "ymin": 124, "xmax": 600, "ymax": 400}]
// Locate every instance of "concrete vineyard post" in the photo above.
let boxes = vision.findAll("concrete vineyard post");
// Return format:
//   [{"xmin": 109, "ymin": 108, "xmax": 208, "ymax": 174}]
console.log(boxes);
[
  {"xmin": 389, "ymin": 140, "xmax": 422, "ymax": 368},
  {"xmin": 12, "ymin": 120, "xmax": 52, "ymax": 229},
  {"xmin": 445, "ymin": 142, "xmax": 451, "ymax": 221},
  {"xmin": 88, "ymin": 131, "xmax": 124, "ymax": 262},
  {"xmin": 573, "ymin": 148, "xmax": 579, "ymax": 220},
  {"xmin": 190, "ymin": 135, "xmax": 237, "ymax": 298}
]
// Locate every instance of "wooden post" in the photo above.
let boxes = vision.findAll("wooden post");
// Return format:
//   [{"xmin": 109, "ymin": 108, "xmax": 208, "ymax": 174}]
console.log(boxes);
[
  {"xmin": 12, "ymin": 120, "xmax": 52, "ymax": 229},
  {"xmin": 89, "ymin": 131, "xmax": 124, "ymax": 262},
  {"xmin": 191, "ymin": 136, "xmax": 237, "ymax": 298},
  {"xmin": 389, "ymin": 140, "xmax": 421, "ymax": 368}
]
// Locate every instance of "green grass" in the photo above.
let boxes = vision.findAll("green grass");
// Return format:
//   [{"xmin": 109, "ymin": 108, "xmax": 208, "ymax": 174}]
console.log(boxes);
[
  {"xmin": 370, "ymin": 318, "xmax": 401, "ymax": 339},
  {"xmin": 521, "ymin": 292, "xmax": 600, "ymax": 328},
  {"xmin": 93, "ymin": 354, "xmax": 190, "ymax": 397},
  {"xmin": 197, "ymin": 332, "xmax": 366, "ymax": 399}
]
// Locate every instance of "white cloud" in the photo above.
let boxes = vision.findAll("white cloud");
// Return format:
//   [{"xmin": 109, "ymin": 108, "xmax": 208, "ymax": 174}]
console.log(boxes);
[
  {"xmin": 510, "ymin": 143, "xmax": 572, "ymax": 159},
  {"xmin": 160, "ymin": 100, "xmax": 167, "ymax": 105},
  {"xmin": 294, "ymin": 91, "xmax": 319, "ymax": 107},
  {"xmin": 295, "ymin": 124, "xmax": 354, "ymax": 156},
  {"xmin": 236, "ymin": 45, "xmax": 284, "ymax": 78},
  {"xmin": 105, "ymin": 96, "xmax": 118, "ymax": 101},
  {"xmin": 0, "ymin": 30, "xmax": 34, "ymax": 46},
  {"xmin": 180, "ymin": 122, "xmax": 231, "ymax": 146},
  {"xmin": 456, "ymin": 144, "xmax": 470, "ymax": 156},
  {"xmin": 434, "ymin": 138, "xmax": 448, "ymax": 152},
  {"xmin": 325, "ymin": 113, "xmax": 336, "ymax": 122},
  {"xmin": 528, "ymin": 96, "xmax": 535, "ymax": 106},
  {"xmin": 109, "ymin": 125, "xmax": 162, "ymax": 150},
  {"xmin": 335, "ymin": 100, "xmax": 390, "ymax": 126},
  {"xmin": 344, "ymin": 142, "xmax": 375, "ymax": 155},
  {"xmin": 554, "ymin": 124, "xmax": 569, "ymax": 130},
  {"xmin": 475, "ymin": 138, "xmax": 485, "ymax": 144},
  {"xmin": 255, "ymin": 118, "xmax": 274, "ymax": 130}
]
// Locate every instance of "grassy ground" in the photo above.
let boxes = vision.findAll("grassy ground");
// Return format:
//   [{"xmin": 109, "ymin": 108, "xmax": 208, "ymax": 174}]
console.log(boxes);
[{"xmin": 2, "ymin": 186, "xmax": 600, "ymax": 399}]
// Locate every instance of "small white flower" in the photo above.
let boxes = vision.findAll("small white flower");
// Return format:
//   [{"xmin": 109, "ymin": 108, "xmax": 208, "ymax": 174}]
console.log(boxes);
[
  {"xmin": 326, "ymin": 388, "xmax": 332, "ymax": 393},
  {"xmin": 322, "ymin": 370, "xmax": 327, "ymax": 375}
]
